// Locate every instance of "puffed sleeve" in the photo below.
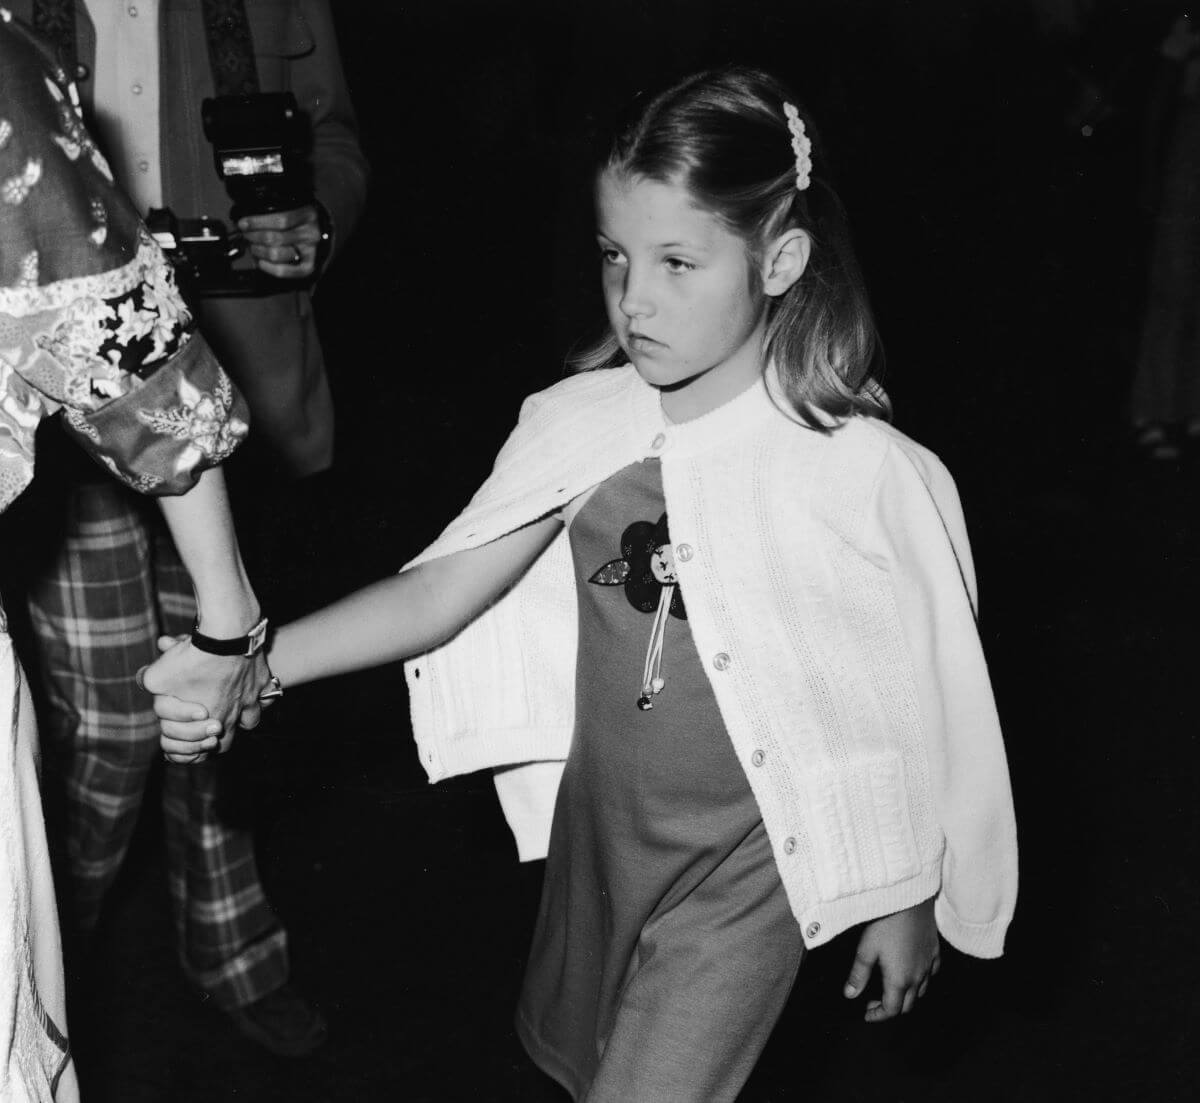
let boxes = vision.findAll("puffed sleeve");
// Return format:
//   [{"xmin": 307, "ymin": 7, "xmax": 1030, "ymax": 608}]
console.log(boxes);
[
  {"xmin": 0, "ymin": 12, "xmax": 248, "ymax": 507},
  {"xmin": 868, "ymin": 440, "xmax": 1018, "ymax": 959},
  {"xmin": 58, "ymin": 324, "xmax": 249, "ymax": 496}
]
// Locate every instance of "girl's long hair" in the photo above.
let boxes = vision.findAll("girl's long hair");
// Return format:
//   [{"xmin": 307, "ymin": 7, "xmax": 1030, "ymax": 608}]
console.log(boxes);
[{"xmin": 571, "ymin": 66, "xmax": 888, "ymax": 428}]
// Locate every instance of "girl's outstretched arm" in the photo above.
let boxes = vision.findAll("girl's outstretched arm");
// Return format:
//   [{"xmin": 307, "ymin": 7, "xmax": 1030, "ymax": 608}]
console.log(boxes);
[
  {"xmin": 155, "ymin": 514, "xmax": 563, "ymax": 755},
  {"xmin": 271, "ymin": 514, "xmax": 564, "ymax": 689}
]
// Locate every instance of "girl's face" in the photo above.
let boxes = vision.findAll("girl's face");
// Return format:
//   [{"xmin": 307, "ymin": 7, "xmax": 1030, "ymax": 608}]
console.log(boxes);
[{"xmin": 596, "ymin": 170, "xmax": 768, "ymax": 421}]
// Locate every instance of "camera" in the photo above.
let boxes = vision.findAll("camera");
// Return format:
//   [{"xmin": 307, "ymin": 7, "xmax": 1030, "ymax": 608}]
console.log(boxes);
[{"xmin": 149, "ymin": 92, "xmax": 312, "ymax": 297}]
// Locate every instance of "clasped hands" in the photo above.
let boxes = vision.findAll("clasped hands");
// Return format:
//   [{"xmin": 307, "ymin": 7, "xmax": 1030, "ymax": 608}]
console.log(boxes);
[{"xmin": 140, "ymin": 635, "xmax": 277, "ymax": 764}]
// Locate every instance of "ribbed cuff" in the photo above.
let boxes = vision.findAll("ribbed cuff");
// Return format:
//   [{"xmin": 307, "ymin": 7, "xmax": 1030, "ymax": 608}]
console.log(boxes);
[
  {"xmin": 796, "ymin": 864, "xmax": 943, "ymax": 949},
  {"xmin": 934, "ymin": 895, "xmax": 1011, "ymax": 960}
]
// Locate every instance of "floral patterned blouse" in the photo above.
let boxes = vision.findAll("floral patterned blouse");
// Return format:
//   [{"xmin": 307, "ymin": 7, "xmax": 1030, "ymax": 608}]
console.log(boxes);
[{"xmin": 0, "ymin": 9, "xmax": 248, "ymax": 514}]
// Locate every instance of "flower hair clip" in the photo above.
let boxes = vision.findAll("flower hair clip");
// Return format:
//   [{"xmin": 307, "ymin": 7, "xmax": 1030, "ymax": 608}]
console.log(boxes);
[{"xmin": 782, "ymin": 102, "xmax": 813, "ymax": 191}]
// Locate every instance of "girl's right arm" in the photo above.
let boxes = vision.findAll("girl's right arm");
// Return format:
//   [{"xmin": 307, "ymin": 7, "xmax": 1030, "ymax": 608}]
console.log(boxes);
[
  {"xmin": 154, "ymin": 513, "xmax": 563, "ymax": 756},
  {"xmin": 269, "ymin": 514, "xmax": 563, "ymax": 689}
]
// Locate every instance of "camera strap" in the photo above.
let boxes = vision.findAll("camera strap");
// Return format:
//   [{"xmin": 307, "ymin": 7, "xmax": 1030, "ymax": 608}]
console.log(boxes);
[
  {"xmin": 30, "ymin": 1, "xmax": 258, "ymax": 95},
  {"xmin": 200, "ymin": 0, "xmax": 261, "ymax": 96},
  {"xmin": 31, "ymin": 0, "xmax": 78, "ymax": 73}
]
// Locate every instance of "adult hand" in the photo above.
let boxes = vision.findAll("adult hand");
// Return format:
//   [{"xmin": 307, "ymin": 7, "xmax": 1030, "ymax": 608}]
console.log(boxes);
[
  {"xmin": 238, "ymin": 204, "xmax": 324, "ymax": 279},
  {"xmin": 140, "ymin": 637, "xmax": 272, "ymax": 764}
]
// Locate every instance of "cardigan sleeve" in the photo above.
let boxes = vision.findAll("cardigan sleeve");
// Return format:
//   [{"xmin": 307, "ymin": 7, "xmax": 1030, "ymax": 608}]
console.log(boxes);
[{"xmin": 868, "ymin": 441, "xmax": 1018, "ymax": 959}]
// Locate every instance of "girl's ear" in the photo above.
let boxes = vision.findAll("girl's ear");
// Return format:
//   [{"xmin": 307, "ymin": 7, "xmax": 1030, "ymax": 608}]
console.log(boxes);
[{"xmin": 761, "ymin": 229, "xmax": 811, "ymax": 297}]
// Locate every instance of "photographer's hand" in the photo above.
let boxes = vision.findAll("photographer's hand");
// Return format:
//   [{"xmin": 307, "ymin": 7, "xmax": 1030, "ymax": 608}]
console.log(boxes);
[{"xmin": 239, "ymin": 204, "xmax": 324, "ymax": 279}]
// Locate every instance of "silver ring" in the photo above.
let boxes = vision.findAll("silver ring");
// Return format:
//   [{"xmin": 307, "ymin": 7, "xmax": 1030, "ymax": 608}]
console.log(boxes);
[{"xmin": 259, "ymin": 674, "xmax": 284, "ymax": 702}]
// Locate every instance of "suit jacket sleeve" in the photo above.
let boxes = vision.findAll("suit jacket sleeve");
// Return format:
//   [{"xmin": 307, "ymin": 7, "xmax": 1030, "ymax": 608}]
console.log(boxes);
[{"xmin": 294, "ymin": 0, "xmax": 369, "ymax": 265}]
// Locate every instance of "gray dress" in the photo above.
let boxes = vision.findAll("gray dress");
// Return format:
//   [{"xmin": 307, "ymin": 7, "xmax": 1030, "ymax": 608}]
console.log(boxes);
[{"xmin": 516, "ymin": 459, "xmax": 805, "ymax": 1103}]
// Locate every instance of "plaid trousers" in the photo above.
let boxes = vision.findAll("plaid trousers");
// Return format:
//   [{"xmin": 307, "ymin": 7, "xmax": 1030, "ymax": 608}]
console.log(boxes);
[{"xmin": 26, "ymin": 480, "xmax": 288, "ymax": 1011}]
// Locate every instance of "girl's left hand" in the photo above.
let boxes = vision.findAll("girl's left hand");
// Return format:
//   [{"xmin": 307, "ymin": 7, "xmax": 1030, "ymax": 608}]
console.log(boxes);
[{"xmin": 843, "ymin": 896, "xmax": 940, "ymax": 1022}]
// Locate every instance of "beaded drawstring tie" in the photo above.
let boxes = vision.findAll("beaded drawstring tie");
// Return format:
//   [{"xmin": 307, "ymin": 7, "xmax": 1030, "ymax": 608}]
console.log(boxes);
[
  {"xmin": 588, "ymin": 514, "xmax": 687, "ymax": 711},
  {"xmin": 637, "ymin": 581, "xmax": 674, "ymax": 710},
  {"xmin": 636, "ymin": 539, "xmax": 682, "ymax": 710}
]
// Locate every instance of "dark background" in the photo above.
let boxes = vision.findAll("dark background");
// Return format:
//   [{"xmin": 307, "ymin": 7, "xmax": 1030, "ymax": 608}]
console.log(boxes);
[{"xmin": 32, "ymin": 1, "xmax": 1200, "ymax": 1100}]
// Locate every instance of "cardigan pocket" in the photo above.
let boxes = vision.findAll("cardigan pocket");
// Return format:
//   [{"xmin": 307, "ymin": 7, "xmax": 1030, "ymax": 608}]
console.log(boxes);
[{"xmin": 807, "ymin": 750, "xmax": 922, "ymax": 900}]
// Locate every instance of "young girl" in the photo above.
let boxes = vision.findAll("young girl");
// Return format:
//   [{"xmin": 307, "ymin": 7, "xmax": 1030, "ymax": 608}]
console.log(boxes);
[{"xmin": 157, "ymin": 65, "xmax": 1018, "ymax": 1102}]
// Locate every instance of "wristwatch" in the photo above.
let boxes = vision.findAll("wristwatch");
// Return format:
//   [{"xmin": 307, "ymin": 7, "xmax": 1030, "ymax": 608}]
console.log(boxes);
[{"xmin": 190, "ymin": 616, "xmax": 269, "ymax": 658}]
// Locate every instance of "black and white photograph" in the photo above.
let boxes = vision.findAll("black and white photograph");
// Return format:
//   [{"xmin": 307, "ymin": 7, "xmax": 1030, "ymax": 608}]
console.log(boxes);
[{"xmin": 0, "ymin": 1, "xmax": 1196, "ymax": 1100}]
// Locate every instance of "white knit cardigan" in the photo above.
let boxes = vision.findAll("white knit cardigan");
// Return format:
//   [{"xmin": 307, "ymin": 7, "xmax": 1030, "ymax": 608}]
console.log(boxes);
[{"xmin": 403, "ymin": 366, "xmax": 1018, "ymax": 960}]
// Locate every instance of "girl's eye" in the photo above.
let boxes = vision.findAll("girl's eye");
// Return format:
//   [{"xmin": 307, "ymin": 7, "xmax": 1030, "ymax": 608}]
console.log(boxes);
[
  {"xmin": 599, "ymin": 247, "xmax": 624, "ymax": 265},
  {"xmin": 665, "ymin": 257, "xmax": 696, "ymax": 273}
]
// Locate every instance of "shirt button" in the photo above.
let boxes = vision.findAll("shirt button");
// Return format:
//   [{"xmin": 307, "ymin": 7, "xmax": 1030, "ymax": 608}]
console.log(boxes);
[
  {"xmin": 675, "ymin": 543, "xmax": 693, "ymax": 562},
  {"xmin": 712, "ymin": 651, "xmax": 731, "ymax": 672},
  {"xmin": 650, "ymin": 432, "xmax": 666, "ymax": 450},
  {"xmin": 131, "ymin": 82, "xmax": 143, "ymax": 95},
  {"xmin": 74, "ymin": 62, "xmax": 90, "ymax": 81},
  {"xmin": 806, "ymin": 921, "xmax": 821, "ymax": 939},
  {"xmin": 751, "ymin": 749, "xmax": 765, "ymax": 767},
  {"xmin": 137, "ymin": 159, "xmax": 150, "ymax": 173},
  {"xmin": 783, "ymin": 836, "xmax": 797, "ymax": 855}
]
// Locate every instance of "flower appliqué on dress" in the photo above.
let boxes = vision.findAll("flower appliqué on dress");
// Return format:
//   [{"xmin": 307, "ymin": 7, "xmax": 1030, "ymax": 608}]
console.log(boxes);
[
  {"xmin": 590, "ymin": 512, "xmax": 687, "ymax": 710},
  {"xmin": 137, "ymin": 372, "xmax": 247, "ymax": 469},
  {"xmin": 590, "ymin": 512, "xmax": 687, "ymax": 620}
]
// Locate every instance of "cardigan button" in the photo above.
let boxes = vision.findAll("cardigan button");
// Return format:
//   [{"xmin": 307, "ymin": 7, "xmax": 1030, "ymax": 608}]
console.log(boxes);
[
  {"xmin": 650, "ymin": 432, "xmax": 666, "ymax": 450},
  {"xmin": 676, "ymin": 543, "xmax": 693, "ymax": 562},
  {"xmin": 806, "ymin": 922, "xmax": 821, "ymax": 940},
  {"xmin": 751, "ymin": 749, "xmax": 766, "ymax": 767},
  {"xmin": 712, "ymin": 652, "xmax": 731, "ymax": 672},
  {"xmin": 74, "ymin": 62, "xmax": 90, "ymax": 81},
  {"xmin": 783, "ymin": 836, "xmax": 797, "ymax": 855}
]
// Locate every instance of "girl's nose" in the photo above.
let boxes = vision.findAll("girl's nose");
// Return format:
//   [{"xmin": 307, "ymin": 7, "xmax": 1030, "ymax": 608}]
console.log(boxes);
[{"xmin": 618, "ymin": 268, "xmax": 654, "ymax": 319}]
